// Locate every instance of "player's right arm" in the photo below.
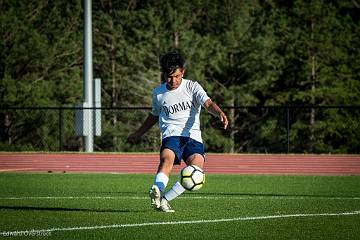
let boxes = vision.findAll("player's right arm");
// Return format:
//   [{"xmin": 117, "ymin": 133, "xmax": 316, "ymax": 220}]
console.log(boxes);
[{"xmin": 127, "ymin": 113, "xmax": 158, "ymax": 144}]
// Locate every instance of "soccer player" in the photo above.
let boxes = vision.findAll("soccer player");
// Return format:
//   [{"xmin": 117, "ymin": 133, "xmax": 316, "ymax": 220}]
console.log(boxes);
[{"xmin": 128, "ymin": 52, "xmax": 228, "ymax": 212}]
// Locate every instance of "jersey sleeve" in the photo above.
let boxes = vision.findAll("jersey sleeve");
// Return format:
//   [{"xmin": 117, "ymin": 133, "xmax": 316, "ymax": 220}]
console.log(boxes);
[
  {"xmin": 192, "ymin": 81, "xmax": 210, "ymax": 106},
  {"xmin": 150, "ymin": 91, "xmax": 160, "ymax": 116}
]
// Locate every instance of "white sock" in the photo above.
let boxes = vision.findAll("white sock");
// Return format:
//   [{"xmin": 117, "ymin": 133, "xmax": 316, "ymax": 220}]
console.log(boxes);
[
  {"xmin": 154, "ymin": 172, "xmax": 169, "ymax": 192},
  {"xmin": 163, "ymin": 181, "xmax": 186, "ymax": 202}
]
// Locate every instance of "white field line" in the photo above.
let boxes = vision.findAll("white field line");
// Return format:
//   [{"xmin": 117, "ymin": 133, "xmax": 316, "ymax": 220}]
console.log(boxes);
[
  {"xmin": 0, "ymin": 195, "xmax": 360, "ymax": 200},
  {"xmin": 0, "ymin": 210, "xmax": 359, "ymax": 236}
]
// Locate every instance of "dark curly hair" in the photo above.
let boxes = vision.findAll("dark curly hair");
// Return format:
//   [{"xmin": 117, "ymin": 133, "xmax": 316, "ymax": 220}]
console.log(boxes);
[{"xmin": 160, "ymin": 51, "xmax": 185, "ymax": 75}]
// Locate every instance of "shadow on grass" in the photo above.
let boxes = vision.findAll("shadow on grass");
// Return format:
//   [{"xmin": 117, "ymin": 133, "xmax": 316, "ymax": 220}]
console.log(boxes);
[
  {"xmin": 0, "ymin": 205, "xmax": 146, "ymax": 213},
  {"xmin": 85, "ymin": 191, "xmax": 360, "ymax": 199},
  {"xmin": 186, "ymin": 192, "xmax": 359, "ymax": 199},
  {"xmin": 85, "ymin": 191, "xmax": 145, "ymax": 195}
]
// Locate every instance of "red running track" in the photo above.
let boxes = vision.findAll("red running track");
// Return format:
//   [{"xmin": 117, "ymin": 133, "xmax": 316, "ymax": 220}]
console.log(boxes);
[{"xmin": 0, "ymin": 153, "xmax": 360, "ymax": 175}]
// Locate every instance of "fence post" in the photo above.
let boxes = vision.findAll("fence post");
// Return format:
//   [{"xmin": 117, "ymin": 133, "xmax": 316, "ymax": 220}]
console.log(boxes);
[
  {"xmin": 286, "ymin": 107, "xmax": 290, "ymax": 153},
  {"xmin": 59, "ymin": 108, "xmax": 63, "ymax": 151}
]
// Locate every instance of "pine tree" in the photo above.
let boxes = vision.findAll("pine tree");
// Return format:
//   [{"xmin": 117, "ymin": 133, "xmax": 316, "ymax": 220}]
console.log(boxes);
[
  {"xmin": 271, "ymin": 0, "xmax": 360, "ymax": 152},
  {"xmin": 0, "ymin": 1, "xmax": 82, "ymax": 150}
]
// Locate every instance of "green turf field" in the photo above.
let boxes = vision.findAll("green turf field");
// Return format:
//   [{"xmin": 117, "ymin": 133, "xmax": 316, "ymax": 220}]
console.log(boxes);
[{"xmin": 0, "ymin": 173, "xmax": 359, "ymax": 239}]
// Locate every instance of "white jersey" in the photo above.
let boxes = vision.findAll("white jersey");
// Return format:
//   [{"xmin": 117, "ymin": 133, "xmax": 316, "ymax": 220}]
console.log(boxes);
[{"xmin": 151, "ymin": 79, "xmax": 210, "ymax": 143}]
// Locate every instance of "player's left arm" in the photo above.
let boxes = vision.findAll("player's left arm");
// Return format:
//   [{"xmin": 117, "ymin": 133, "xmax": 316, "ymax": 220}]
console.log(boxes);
[{"xmin": 203, "ymin": 99, "xmax": 228, "ymax": 129}]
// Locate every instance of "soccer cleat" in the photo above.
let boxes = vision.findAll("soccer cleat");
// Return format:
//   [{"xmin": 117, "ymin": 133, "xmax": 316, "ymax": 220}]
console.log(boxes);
[
  {"xmin": 149, "ymin": 185, "xmax": 161, "ymax": 209},
  {"xmin": 158, "ymin": 198, "xmax": 175, "ymax": 213}
]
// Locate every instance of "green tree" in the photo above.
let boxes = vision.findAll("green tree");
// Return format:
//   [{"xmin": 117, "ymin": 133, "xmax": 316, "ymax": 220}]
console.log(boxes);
[
  {"xmin": 0, "ymin": 0, "xmax": 82, "ymax": 150},
  {"xmin": 269, "ymin": 0, "xmax": 360, "ymax": 152}
]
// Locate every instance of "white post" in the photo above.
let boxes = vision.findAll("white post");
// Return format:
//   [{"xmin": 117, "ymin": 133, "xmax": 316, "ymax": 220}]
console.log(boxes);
[
  {"xmin": 83, "ymin": 0, "xmax": 93, "ymax": 152},
  {"xmin": 94, "ymin": 78, "xmax": 102, "ymax": 136}
]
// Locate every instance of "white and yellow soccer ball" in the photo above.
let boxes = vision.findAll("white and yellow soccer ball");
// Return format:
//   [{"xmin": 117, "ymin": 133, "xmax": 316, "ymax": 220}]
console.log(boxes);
[{"xmin": 180, "ymin": 165, "xmax": 205, "ymax": 191}]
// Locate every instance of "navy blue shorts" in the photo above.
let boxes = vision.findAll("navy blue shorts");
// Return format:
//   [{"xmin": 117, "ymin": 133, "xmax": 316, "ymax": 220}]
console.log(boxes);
[{"xmin": 160, "ymin": 136, "xmax": 205, "ymax": 165}]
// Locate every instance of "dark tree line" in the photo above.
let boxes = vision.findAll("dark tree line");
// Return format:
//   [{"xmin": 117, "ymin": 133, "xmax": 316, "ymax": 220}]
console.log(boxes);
[{"xmin": 1, "ymin": 0, "xmax": 359, "ymax": 153}]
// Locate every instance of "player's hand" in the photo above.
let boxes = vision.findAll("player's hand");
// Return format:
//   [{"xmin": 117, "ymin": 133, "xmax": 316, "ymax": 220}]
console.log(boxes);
[
  {"xmin": 219, "ymin": 112, "xmax": 228, "ymax": 130},
  {"xmin": 127, "ymin": 132, "xmax": 142, "ymax": 144}
]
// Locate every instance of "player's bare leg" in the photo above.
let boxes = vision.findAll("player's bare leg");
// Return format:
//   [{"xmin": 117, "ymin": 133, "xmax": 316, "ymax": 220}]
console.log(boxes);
[
  {"xmin": 149, "ymin": 149, "xmax": 175, "ymax": 210},
  {"xmin": 157, "ymin": 149, "xmax": 175, "ymax": 175},
  {"xmin": 160, "ymin": 154, "xmax": 205, "ymax": 212},
  {"xmin": 186, "ymin": 153, "xmax": 205, "ymax": 169}
]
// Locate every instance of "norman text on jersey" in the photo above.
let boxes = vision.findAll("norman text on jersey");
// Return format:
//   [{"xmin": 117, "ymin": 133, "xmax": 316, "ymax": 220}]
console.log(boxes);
[{"xmin": 162, "ymin": 101, "xmax": 195, "ymax": 116}]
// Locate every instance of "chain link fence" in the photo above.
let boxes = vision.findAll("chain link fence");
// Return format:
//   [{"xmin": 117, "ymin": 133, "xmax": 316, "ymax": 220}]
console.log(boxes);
[{"xmin": 0, "ymin": 106, "xmax": 359, "ymax": 153}]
